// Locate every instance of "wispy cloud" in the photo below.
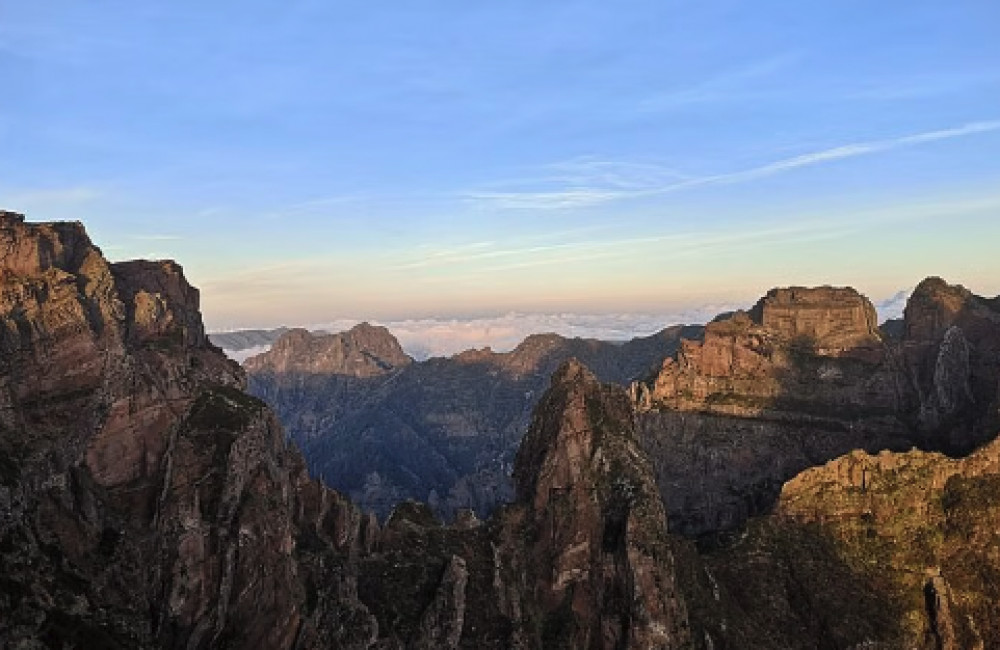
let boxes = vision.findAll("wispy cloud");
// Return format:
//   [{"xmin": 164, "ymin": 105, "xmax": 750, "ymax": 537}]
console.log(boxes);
[
  {"xmin": 385, "ymin": 219, "xmax": 851, "ymax": 276},
  {"xmin": 464, "ymin": 158, "xmax": 688, "ymax": 210},
  {"xmin": 464, "ymin": 188, "xmax": 629, "ymax": 211},
  {"xmin": 638, "ymin": 54, "xmax": 797, "ymax": 111},
  {"xmin": 543, "ymin": 158, "xmax": 692, "ymax": 188},
  {"xmin": 130, "ymin": 234, "xmax": 182, "ymax": 241},
  {"xmin": 395, "ymin": 190, "xmax": 1000, "ymax": 275},
  {"xmin": 388, "ymin": 240, "xmax": 600, "ymax": 271},
  {"xmin": 465, "ymin": 119, "xmax": 1000, "ymax": 211}
]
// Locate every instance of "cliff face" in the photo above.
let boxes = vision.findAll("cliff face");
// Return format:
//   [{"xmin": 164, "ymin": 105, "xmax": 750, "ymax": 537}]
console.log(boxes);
[
  {"xmin": 899, "ymin": 276, "xmax": 1000, "ymax": 450},
  {"xmin": 0, "ymin": 211, "xmax": 267, "ymax": 646},
  {"xmin": 636, "ymin": 281, "xmax": 1000, "ymax": 539},
  {"xmin": 640, "ymin": 285, "xmax": 891, "ymax": 417},
  {"xmin": 246, "ymin": 322, "xmax": 700, "ymax": 520},
  {"xmin": 7, "ymin": 211, "xmax": 999, "ymax": 649}
]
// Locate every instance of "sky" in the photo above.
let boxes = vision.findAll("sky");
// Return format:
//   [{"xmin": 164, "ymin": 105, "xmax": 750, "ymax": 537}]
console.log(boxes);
[{"xmin": 2, "ymin": 0, "xmax": 999, "ymax": 333}]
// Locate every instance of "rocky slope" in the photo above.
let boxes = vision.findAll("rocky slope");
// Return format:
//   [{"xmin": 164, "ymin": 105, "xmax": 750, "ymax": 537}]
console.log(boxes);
[
  {"xmin": 775, "ymin": 439, "xmax": 1000, "ymax": 648},
  {"xmin": 635, "ymin": 280, "xmax": 1000, "ymax": 539},
  {"xmin": 0, "ymin": 211, "xmax": 697, "ymax": 649},
  {"xmin": 667, "ymin": 434, "xmax": 1000, "ymax": 649},
  {"xmin": 246, "ymin": 322, "xmax": 700, "ymax": 520}
]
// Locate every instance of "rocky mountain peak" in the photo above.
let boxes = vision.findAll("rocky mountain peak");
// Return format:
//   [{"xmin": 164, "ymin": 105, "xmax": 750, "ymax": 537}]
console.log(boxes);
[
  {"xmin": 551, "ymin": 354, "xmax": 591, "ymax": 379},
  {"xmin": 112, "ymin": 259, "xmax": 207, "ymax": 348},
  {"xmin": 244, "ymin": 321, "xmax": 411, "ymax": 377},
  {"xmin": 513, "ymin": 357, "xmax": 615, "ymax": 503},
  {"xmin": 506, "ymin": 358, "xmax": 690, "ymax": 648},
  {"xmin": 645, "ymin": 283, "xmax": 893, "ymax": 411},
  {"xmin": 896, "ymin": 277, "xmax": 1000, "ymax": 450},
  {"xmin": 903, "ymin": 276, "xmax": 995, "ymax": 342}
]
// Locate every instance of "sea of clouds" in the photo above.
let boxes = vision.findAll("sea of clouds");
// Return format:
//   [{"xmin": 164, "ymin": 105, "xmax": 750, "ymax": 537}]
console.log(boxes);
[{"xmin": 217, "ymin": 290, "xmax": 912, "ymax": 363}]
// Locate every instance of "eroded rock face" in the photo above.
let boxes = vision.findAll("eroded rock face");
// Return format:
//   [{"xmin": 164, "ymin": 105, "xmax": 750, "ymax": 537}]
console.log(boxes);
[
  {"xmin": 635, "ymin": 287, "xmax": 911, "ymax": 538},
  {"xmin": 749, "ymin": 286, "xmax": 881, "ymax": 351},
  {"xmin": 899, "ymin": 277, "xmax": 1000, "ymax": 451},
  {"xmin": 0, "ymin": 215, "xmax": 254, "ymax": 646},
  {"xmin": 644, "ymin": 287, "xmax": 891, "ymax": 417}
]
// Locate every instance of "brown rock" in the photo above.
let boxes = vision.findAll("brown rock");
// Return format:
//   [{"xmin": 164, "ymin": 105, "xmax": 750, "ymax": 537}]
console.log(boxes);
[{"xmin": 501, "ymin": 359, "xmax": 691, "ymax": 649}]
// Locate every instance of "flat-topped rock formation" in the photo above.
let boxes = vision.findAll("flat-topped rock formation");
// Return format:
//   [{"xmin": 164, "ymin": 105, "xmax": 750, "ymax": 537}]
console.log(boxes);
[{"xmin": 749, "ymin": 285, "xmax": 881, "ymax": 351}]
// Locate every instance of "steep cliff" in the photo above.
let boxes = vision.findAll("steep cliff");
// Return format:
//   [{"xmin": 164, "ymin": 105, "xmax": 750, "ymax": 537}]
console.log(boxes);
[{"xmin": 495, "ymin": 360, "xmax": 691, "ymax": 649}]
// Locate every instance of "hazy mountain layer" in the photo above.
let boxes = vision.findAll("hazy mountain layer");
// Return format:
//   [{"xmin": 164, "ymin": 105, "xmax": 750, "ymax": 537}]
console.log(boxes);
[{"xmin": 245, "ymin": 322, "xmax": 700, "ymax": 519}]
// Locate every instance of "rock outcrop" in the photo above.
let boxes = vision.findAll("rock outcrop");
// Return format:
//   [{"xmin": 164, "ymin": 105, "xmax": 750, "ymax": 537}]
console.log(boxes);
[
  {"xmin": 247, "ymin": 322, "xmax": 701, "ymax": 520},
  {"xmin": 749, "ymin": 285, "xmax": 881, "ymax": 351},
  {"xmin": 244, "ymin": 323, "xmax": 412, "ymax": 378},
  {"xmin": 6, "ymin": 211, "xmax": 999, "ymax": 649},
  {"xmin": 495, "ymin": 359, "xmax": 691, "ymax": 649}
]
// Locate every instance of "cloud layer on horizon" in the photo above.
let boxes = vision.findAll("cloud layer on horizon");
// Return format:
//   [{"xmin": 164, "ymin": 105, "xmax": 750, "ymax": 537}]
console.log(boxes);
[{"xmin": 219, "ymin": 290, "xmax": 909, "ymax": 362}]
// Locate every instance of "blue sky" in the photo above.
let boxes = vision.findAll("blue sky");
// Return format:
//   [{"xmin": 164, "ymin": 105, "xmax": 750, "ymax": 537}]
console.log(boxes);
[{"xmin": 2, "ymin": 0, "xmax": 999, "ymax": 329}]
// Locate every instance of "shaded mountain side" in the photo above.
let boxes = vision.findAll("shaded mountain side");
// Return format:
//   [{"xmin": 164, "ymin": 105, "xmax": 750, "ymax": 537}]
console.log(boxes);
[
  {"xmin": 634, "ymin": 279, "xmax": 1000, "ymax": 539},
  {"xmin": 246, "ymin": 322, "xmax": 701, "ymax": 520}
]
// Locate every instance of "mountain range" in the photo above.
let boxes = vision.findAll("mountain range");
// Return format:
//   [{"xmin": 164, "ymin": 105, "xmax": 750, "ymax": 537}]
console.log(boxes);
[
  {"xmin": 2, "ymin": 210, "xmax": 1000, "ymax": 648},
  {"xmin": 244, "ymin": 321, "xmax": 701, "ymax": 519}
]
